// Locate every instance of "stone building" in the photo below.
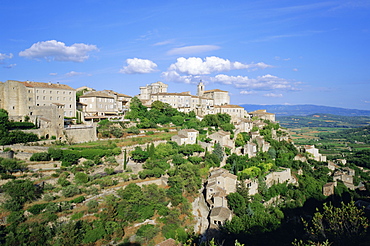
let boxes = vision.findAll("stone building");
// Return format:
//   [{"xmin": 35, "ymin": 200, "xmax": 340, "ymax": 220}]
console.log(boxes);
[
  {"xmin": 206, "ymin": 168, "xmax": 237, "ymax": 209},
  {"xmin": 205, "ymin": 168, "xmax": 236, "ymax": 228},
  {"xmin": 323, "ymin": 182, "xmax": 336, "ymax": 196},
  {"xmin": 208, "ymin": 130, "xmax": 234, "ymax": 149},
  {"xmin": 0, "ymin": 80, "xmax": 76, "ymax": 119},
  {"xmin": 244, "ymin": 178, "xmax": 259, "ymax": 196},
  {"xmin": 264, "ymin": 168, "xmax": 296, "ymax": 188},
  {"xmin": 303, "ymin": 145, "xmax": 327, "ymax": 162},
  {"xmin": 137, "ymin": 81, "xmax": 249, "ymax": 119},
  {"xmin": 79, "ymin": 91, "xmax": 116, "ymax": 116},
  {"xmin": 171, "ymin": 129, "xmax": 199, "ymax": 145},
  {"xmin": 250, "ymin": 109, "xmax": 275, "ymax": 122}
]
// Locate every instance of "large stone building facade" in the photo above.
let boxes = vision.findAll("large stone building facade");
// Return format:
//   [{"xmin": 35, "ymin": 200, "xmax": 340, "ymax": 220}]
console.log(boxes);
[{"xmin": 0, "ymin": 80, "xmax": 76, "ymax": 118}]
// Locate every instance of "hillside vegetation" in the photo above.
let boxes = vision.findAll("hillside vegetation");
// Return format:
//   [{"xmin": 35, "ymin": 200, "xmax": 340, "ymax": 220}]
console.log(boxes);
[{"xmin": 1, "ymin": 102, "xmax": 370, "ymax": 246}]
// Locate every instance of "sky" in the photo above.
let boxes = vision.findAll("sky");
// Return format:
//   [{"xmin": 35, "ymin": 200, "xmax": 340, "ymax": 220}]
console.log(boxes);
[{"xmin": 1, "ymin": 0, "xmax": 369, "ymax": 110}]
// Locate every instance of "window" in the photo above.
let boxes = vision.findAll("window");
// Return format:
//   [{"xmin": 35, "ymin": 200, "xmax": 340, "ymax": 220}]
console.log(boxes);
[
  {"xmin": 43, "ymin": 96, "xmax": 45, "ymax": 100},
  {"xmin": 50, "ymin": 96, "xmax": 52, "ymax": 100},
  {"xmin": 43, "ymin": 90, "xmax": 45, "ymax": 93}
]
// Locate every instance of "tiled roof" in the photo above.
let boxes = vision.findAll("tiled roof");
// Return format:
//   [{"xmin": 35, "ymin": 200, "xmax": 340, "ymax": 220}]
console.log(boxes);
[
  {"xmin": 204, "ymin": 89, "xmax": 228, "ymax": 93},
  {"xmin": 16, "ymin": 80, "xmax": 75, "ymax": 90},
  {"xmin": 80, "ymin": 91, "xmax": 114, "ymax": 98},
  {"xmin": 215, "ymin": 104, "xmax": 244, "ymax": 109},
  {"xmin": 153, "ymin": 92, "xmax": 191, "ymax": 96}
]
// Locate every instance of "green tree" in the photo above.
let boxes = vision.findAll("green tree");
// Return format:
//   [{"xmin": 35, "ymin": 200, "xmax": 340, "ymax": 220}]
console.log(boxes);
[
  {"xmin": 227, "ymin": 192, "xmax": 246, "ymax": 216},
  {"xmin": 303, "ymin": 201, "xmax": 369, "ymax": 245},
  {"xmin": 131, "ymin": 146, "xmax": 149, "ymax": 163},
  {"xmin": 2, "ymin": 179, "xmax": 42, "ymax": 211}
]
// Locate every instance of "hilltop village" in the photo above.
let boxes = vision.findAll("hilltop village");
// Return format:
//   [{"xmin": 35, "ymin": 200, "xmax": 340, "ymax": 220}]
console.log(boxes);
[{"xmin": 0, "ymin": 80, "xmax": 368, "ymax": 246}]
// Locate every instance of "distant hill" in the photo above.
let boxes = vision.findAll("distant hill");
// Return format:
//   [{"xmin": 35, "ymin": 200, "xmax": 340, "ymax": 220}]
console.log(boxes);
[
  {"xmin": 240, "ymin": 104, "xmax": 370, "ymax": 116},
  {"xmin": 277, "ymin": 114, "xmax": 370, "ymax": 129}
]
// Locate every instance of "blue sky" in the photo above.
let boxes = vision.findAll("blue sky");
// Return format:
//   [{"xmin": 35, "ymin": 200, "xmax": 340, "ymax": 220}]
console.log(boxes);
[{"xmin": 1, "ymin": 0, "xmax": 369, "ymax": 110}]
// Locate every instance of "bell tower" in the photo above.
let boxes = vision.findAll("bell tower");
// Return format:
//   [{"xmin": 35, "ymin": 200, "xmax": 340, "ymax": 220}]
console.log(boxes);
[{"xmin": 197, "ymin": 80, "xmax": 204, "ymax": 97}]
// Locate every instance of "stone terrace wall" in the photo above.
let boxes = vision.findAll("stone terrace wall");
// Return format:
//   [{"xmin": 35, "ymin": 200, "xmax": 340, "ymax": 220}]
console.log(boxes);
[{"xmin": 64, "ymin": 126, "xmax": 97, "ymax": 143}]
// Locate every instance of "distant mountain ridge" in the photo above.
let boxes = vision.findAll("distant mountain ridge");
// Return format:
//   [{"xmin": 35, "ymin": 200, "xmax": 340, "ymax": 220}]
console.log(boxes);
[{"xmin": 240, "ymin": 104, "xmax": 370, "ymax": 116}]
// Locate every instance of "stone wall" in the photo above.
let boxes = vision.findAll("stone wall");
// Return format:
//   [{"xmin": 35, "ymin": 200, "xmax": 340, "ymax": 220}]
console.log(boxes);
[{"xmin": 63, "ymin": 125, "xmax": 97, "ymax": 143}]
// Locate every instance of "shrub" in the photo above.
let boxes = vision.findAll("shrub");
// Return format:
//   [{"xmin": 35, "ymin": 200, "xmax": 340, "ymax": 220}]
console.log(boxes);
[
  {"xmin": 43, "ymin": 194, "xmax": 55, "ymax": 202},
  {"xmin": 48, "ymin": 148, "xmax": 63, "ymax": 160},
  {"xmin": 70, "ymin": 195, "xmax": 85, "ymax": 204},
  {"xmin": 62, "ymin": 185, "xmax": 81, "ymax": 197},
  {"xmin": 27, "ymin": 203, "xmax": 49, "ymax": 215},
  {"xmin": 110, "ymin": 127, "xmax": 124, "ymax": 138},
  {"xmin": 104, "ymin": 168, "xmax": 115, "ymax": 175},
  {"xmin": 71, "ymin": 212, "xmax": 84, "ymax": 220},
  {"xmin": 74, "ymin": 172, "xmax": 89, "ymax": 184},
  {"xmin": 87, "ymin": 200, "xmax": 98, "ymax": 209},
  {"xmin": 58, "ymin": 177, "xmax": 71, "ymax": 187},
  {"xmin": 126, "ymin": 126, "xmax": 140, "ymax": 135},
  {"xmin": 30, "ymin": 152, "xmax": 51, "ymax": 161}
]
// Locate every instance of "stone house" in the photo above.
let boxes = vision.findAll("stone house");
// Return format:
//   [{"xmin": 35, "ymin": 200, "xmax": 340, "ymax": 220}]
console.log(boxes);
[
  {"xmin": 208, "ymin": 130, "xmax": 234, "ymax": 149},
  {"xmin": 102, "ymin": 90, "xmax": 132, "ymax": 114},
  {"xmin": 213, "ymin": 105, "xmax": 247, "ymax": 123},
  {"xmin": 342, "ymin": 167, "xmax": 355, "ymax": 176},
  {"xmin": 333, "ymin": 171, "xmax": 355, "ymax": 190},
  {"xmin": 244, "ymin": 178, "xmax": 259, "ymax": 196},
  {"xmin": 303, "ymin": 145, "xmax": 327, "ymax": 162},
  {"xmin": 249, "ymin": 109, "xmax": 276, "ymax": 122},
  {"xmin": 336, "ymin": 159, "xmax": 347, "ymax": 165},
  {"xmin": 235, "ymin": 118, "xmax": 253, "ymax": 134},
  {"xmin": 79, "ymin": 91, "xmax": 116, "ymax": 116},
  {"xmin": 206, "ymin": 168, "xmax": 237, "ymax": 209},
  {"xmin": 171, "ymin": 129, "xmax": 199, "ymax": 145},
  {"xmin": 327, "ymin": 161, "xmax": 338, "ymax": 172},
  {"xmin": 209, "ymin": 207, "xmax": 233, "ymax": 228},
  {"xmin": 205, "ymin": 168, "xmax": 236, "ymax": 228},
  {"xmin": 264, "ymin": 168, "xmax": 296, "ymax": 188},
  {"xmin": 243, "ymin": 142, "xmax": 258, "ymax": 158},
  {"xmin": 323, "ymin": 182, "xmax": 337, "ymax": 196}
]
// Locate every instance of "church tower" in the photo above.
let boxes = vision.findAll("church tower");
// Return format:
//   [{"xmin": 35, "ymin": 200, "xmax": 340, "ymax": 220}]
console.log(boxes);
[{"xmin": 197, "ymin": 81, "xmax": 205, "ymax": 97}]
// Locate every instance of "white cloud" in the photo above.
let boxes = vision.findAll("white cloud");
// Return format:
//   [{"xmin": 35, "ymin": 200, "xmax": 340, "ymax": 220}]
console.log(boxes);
[
  {"xmin": 49, "ymin": 73, "xmax": 58, "ymax": 76},
  {"xmin": 120, "ymin": 58, "xmax": 158, "ymax": 74},
  {"xmin": 240, "ymin": 90, "xmax": 255, "ymax": 95},
  {"xmin": 275, "ymin": 56, "xmax": 291, "ymax": 61},
  {"xmin": 167, "ymin": 45, "xmax": 220, "ymax": 55},
  {"xmin": 264, "ymin": 93, "xmax": 283, "ymax": 97},
  {"xmin": 0, "ymin": 53, "xmax": 13, "ymax": 61},
  {"xmin": 167, "ymin": 56, "xmax": 272, "ymax": 76},
  {"xmin": 4, "ymin": 64, "xmax": 16, "ymax": 69},
  {"xmin": 211, "ymin": 74, "xmax": 294, "ymax": 90},
  {"xmin": 153, "ymin": 39, "xmax": 175, "ymax": 46},
  {"xmin": 66, "ymin": 71, "xmax": 84, "ymax": 77},
  {"xmin": 19, "ymin": 40, "xmax": 98, "ymax": 62},
  {"xmin": 293, "ymin": 68, "xmax": 298, "ymax": 71},
  {"xmin": 161, "ymin": 70, "xmax": 201, "ymax": 84}
]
